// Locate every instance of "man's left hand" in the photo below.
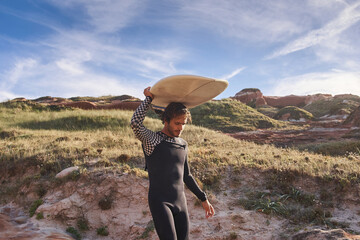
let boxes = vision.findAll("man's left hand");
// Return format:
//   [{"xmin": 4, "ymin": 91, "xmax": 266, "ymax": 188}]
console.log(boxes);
[{"xmin": 202, "ymin": 200, "xmax": 215, "ymax": 219}]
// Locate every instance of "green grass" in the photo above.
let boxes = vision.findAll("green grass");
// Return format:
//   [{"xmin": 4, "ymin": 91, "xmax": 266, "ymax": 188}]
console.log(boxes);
[
  {"xmin": 256, "ymin": 105, "xmax": 280, "ymax": 118},
  {"xmin": 66, "ymin": 226, "xmax": 82, "ymax": 240},
  {"xmin": 97, "ymin": 226, "xmax": 109, "ymax": 236},
  {"xmin": 297, "ymin": 140, "xmax": 360, "ymax": 156},
  {"xmin": 29, "ymin": 199, "xmax": 43, "ymax": 217},
  {"xmin": 69, "ymin": 95, "xmax": 138, "ymax": 102},
  {"xmin": 190, "ymin": 99, "xmax": 289, "ymax": 132}
]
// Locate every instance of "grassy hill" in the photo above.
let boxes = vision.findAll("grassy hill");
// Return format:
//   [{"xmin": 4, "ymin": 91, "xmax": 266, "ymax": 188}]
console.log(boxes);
[
  {"xmin": 303, "ymin": 94, "xmax": 360, "ymax": 118},
  {"xmin": 1, "ymin": 100, "xmax": 360, "ymax": 236},
  {"xmin": 273, "ymin": 106, "xmax": 314, "ymax": 120},
  {"xmin": 190, "ymin": 99, "xmax": 289, "ymax": 132}
]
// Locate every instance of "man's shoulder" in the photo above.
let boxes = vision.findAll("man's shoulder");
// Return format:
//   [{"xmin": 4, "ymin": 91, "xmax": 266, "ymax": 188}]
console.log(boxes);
[{"xmin": 177, "ymin": 137, "xmax": 188, "ymax": 146}]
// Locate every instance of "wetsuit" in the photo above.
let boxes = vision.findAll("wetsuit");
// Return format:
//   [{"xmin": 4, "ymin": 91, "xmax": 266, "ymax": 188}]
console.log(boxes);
[{"xmin": 131, "ymin": 96, "xmax": 207, "ymax": 240}]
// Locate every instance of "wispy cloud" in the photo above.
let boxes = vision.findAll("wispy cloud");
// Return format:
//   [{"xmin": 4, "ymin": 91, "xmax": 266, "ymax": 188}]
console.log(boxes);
[
  {"xmin": 221, "ymin": 67, "xmax": 246, "ymax": 80},
  {"xmin": 0, "ymin": 0, "xmax": 187, "ymax": 100},
  {"xmin": 46, "ymin": 0, "xmax": 147, "ymax": 33},
  {"xmin": 1, "ymin": 58, "xmax": 38, "ymax": 89},
  {"xmin": 176, "ymin": 0, "xmax": 324, "ymax": 42},
  {"xmin": 0, "ymin": 91, "xmax": 17, "ymax": 102},
  {"xmin": 268, "ymin": 70, "xmax": 360, "ymax": 96},
  {"xmin": 266, "ymin": 1, "xmax": 360, "ymax": 59}
]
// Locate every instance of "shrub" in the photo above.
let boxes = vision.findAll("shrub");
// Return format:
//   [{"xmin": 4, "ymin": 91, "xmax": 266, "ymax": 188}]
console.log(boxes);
[
  {"xmin": 77, "ymin": 217, "xmax": 89, "ymax": 231},
  {"xmin": 29, "ymin": 199, "xmax": 43, "ymax": 217},
  {"xmin": 139, "ymin": 220, "xmax": 155, "ymax": 239},
  {"xmin": 36, "ymin": 212, "xmax": 44, "ymax": 220},
  {"xmin": 98, "ymin": 196, "xmax": 113, "ymax": 210},
  {"xmin": 66, "ymin": 227, "xmax": 82, "ymax": 240},
  {"xmin": 97, "ymin": 226, "xmax": 109, "ymax": 236}
]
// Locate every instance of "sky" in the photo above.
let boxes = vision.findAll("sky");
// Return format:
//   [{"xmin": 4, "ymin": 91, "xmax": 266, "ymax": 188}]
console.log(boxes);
[{"xmin": 1, "ymin": 0, "xmax": 360, "ymax": 102}]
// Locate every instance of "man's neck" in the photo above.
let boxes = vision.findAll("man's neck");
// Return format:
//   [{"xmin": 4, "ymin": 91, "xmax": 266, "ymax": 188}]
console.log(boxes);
[{"xmin": 161, "ymin": 128, "xmax": 175, "ymax": 138}]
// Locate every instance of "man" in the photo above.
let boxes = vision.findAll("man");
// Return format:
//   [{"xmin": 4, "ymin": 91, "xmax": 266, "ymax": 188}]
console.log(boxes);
[{"xmin": 131, "ymin": 87, "xmax": 215, "ymax": 240}]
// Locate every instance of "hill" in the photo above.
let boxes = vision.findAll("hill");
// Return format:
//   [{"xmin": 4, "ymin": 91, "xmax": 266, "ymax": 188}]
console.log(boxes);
[
  {"xmin": 303, "ymin": 94, "xmax": 360, "ymax": 118},
  {"xmin": 273, "ymin": 106, "xmax": 314, "ymax": 121},
  {"xmin": 190, "ymin": 99, "xmax": 289, "ymax": 132},
  {"xmin": 1, "ymin": 102, "xmax": 360, "ymax": 239}
]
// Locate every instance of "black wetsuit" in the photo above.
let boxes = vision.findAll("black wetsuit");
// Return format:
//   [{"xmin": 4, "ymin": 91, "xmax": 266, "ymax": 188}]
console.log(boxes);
[{"xmin": 131, "ymin": 96, "xmax": 207, "ymax": 240}]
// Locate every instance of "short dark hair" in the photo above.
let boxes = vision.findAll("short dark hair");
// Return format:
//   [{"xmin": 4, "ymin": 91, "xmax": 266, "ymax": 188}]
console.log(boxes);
[{"xmin": 162, "ymin": 102, "xmax": 192, "ymax": 124}]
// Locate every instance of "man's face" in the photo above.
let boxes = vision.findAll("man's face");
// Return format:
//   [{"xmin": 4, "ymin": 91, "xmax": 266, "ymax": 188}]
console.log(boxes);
[{"xmin": 165, "ymin": 114, "xmax": 187, "ymax": 138}]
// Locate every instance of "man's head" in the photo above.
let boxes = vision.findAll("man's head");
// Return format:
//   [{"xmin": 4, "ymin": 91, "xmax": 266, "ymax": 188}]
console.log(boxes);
[{"xmin": 161, "ymin": 102, "xmax": 191, "ymax": 138}]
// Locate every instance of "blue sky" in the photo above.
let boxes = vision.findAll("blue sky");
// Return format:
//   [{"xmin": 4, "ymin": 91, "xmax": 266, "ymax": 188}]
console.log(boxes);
[{"xmin": 1, "ymin": 0, "xmax": 360, "ymax": 102}]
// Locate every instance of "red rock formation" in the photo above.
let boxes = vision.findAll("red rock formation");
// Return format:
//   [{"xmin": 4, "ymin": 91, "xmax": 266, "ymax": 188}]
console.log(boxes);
[
  {"xmin": 264, "ymin": 95, "xmax": 307, "ymax": 108},
  {"xmin": 233, "ymin": 90, "xmax": 333, "ymax": 108},
  {"xmin": 304, "ymin": 94, "xmax": 332, "ymax": 105},
  {"xmin": 11, "ymin": 97, "xmax": 27, "ymax": 102},
  {"xmin": 232, "ymin": 89, "xmax": 267, "ymax": 107},
  {"xmin": 60, "ymin": 101, "xmax": 97, "ymax": 110}
]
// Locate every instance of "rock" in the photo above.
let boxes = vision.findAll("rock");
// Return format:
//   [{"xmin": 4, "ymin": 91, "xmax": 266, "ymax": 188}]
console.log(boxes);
[
  {"xmin": 233, "ymin": 90, "xmax": 333, "ymax": 109},
  {"xmin": 304, "ymin": 94, "xmax": 332, "ymax": 105},
  {"xmin": 14, "ymin": 216, "xmax": 28, "ymax": 224},
  {"xmin": 292, "ymin": 228, "xmax": 360, "ymax": 240},
  {"xmin": 0, "ymin": 205, "xmax": 74, "ymax": 240},
  {"xmin": 232, "ymin": 88, "xmax": 267, "ymax": 107},
  {"xmin": 264, "ymin": 95, "xmax": 307, "ymax": 108},
  {"xmin": 55, "ymin": 167, "xmax": 79, "ymax": 179}
]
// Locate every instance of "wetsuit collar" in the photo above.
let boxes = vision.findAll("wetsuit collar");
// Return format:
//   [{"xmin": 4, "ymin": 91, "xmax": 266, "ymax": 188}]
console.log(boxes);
[{"xmin": 159, "ymin": 131, "xmax": 176, "ymax": 140}]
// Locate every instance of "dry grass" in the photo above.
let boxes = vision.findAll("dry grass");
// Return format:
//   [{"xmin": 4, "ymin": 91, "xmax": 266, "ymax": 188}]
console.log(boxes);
[
  {"xmin": 1, "ymin": 105, "xmax": 360, "ymax": 232},
  {"xmin": 1, "ymin": 106, "xmax": 360, "ymax": 185}
]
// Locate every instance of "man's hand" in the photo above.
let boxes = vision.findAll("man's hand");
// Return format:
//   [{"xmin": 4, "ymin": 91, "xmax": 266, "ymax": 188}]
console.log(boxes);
[
  {"xmin": 202, "ymin": 200, "xmax": 215, "ymax": 219},
  {"xmin": 144, "ymin": 87, "xmax": 154, "ymax": 99}
]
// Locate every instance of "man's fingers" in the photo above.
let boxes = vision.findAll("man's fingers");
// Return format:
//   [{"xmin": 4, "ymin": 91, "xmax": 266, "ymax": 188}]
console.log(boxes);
[{"xmin": 205, "ymin": 205, "xmax": 215, "ymax": 218}]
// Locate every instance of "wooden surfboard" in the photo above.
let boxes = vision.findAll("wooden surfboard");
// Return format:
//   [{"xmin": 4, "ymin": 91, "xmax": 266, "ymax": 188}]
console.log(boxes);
[{"xmin": 151, "ymin": 75, "xmax": 228, "ymax": 110}]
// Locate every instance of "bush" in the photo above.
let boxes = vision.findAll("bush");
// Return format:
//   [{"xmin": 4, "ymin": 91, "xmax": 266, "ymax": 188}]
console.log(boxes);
[
  {"xmin": 29, "ymin": 199, "xmax": 43, "ymax": 217},
  {"xmin": 97, "ymin": 226, "xmax": 109, "ymax": 236},
  {"xmin": 66, "ymin": 227, "xmax": 82, "ymax": 240}
]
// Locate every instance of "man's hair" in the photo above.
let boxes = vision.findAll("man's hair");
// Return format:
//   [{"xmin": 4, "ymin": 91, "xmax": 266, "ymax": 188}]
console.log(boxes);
[{"xmin": 162, "ymin": 102, "xmax": 192, "ymax": 124}]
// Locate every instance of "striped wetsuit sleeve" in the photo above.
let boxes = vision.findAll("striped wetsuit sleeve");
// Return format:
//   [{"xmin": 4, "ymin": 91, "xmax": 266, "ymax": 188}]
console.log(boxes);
[
  {"xmin": 130, "ymin": 96, "xmax": 161, "ymax": 156},
  {"xmin": 183, "ymin": 154, "xmax": 207, "ymax": 202}
]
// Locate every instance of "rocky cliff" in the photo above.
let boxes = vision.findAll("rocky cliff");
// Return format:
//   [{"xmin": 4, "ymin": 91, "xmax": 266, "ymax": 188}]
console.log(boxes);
[{"xmin": 232, "ymin": 89, "xmax": 332, "ymax": 108}]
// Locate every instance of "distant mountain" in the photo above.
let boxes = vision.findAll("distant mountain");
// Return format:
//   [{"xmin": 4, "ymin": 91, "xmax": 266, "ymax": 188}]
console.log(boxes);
[{"xmin": 232, "ymin": 88, "xmax": 360, "ymax": 119}]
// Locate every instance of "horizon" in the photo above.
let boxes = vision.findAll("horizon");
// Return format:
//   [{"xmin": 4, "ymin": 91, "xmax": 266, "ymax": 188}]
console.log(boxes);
[{"xmin": 1, "ymin": 0, "xmax": 360, "ymax": 102}]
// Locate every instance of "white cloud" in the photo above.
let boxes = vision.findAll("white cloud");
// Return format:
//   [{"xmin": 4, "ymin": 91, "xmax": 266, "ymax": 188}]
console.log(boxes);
[
  {"xmin": 1, "ymin": 58, "xmax": 38, "ymax": 88},
  {"xmin": 46, "ymin": 0, "xmax": 147, "ymax": 33},
  {"xmin": 175, "ymin": 0, "xmax": 332, "ymax": 43},
  {"xmin": 0, "ymin": 0, "xmax": 189, "ymax": 100},
  {"xmin": 221, "ymin": 67, "xmax": 246, "ymax": 80},
  {"xmin": 0, "ymin": 90, "xmax": 17, "ymax": 102},
  {"xmin": 269, "ymin": 70, "xmax": 360, "ymax": 96},
  {"xmin": 1, "ymin": 57, "xmax": 142, "ymax": 99},
  {"xmin": 56, "ymin": 59, "xmax": 84, "ymax": 75},
  {"xmin": 267, "ymin": 1, "xmax": 360, "ymax": 59}
]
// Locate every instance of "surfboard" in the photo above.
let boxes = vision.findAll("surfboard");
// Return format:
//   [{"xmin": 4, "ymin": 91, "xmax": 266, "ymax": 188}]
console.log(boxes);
[{"xmin": 150, "ymin": 75, "xmax": 228, "ymax": 110}]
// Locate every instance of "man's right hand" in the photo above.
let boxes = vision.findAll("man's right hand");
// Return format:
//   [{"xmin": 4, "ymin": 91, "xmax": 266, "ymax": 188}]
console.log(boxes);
[{"xmin": 144, "ymin": 87, "xmax": 154, "ymax": 100}]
